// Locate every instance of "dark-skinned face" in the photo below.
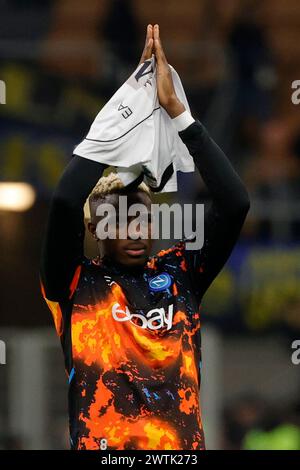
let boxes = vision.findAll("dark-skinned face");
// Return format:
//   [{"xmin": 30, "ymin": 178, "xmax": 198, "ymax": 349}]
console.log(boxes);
[{"xmin": 88, "ymin": 191, "xmax": 153, "ymax": 268}]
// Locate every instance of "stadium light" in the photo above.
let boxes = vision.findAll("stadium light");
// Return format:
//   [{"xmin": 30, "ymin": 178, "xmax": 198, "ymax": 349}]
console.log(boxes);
[{"xmin": 0, "ymin": 182, "xmax": 36, "ymax": 212}]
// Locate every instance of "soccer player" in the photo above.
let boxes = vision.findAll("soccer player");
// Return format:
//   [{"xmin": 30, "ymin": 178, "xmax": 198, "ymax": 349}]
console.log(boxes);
[{"xmin": 40, "ymin": 24, "xmax": 250, "ymax": 450}]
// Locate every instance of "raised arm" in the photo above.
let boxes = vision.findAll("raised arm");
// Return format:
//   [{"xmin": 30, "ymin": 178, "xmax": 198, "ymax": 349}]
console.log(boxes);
[
  {"xmin": 178, "ymin": 120, "xmax": 250, "ymax": 298},
  {"xmin": 40, "ymin": 156, "xmax": 106, "ymax": 301},
  {"xmin": 40, "ymin": 26, "xmax": 156, "ymax": 301},
  {"xmin": 153, "ymin": 23, "xmax": 250, "ymax": 298}
]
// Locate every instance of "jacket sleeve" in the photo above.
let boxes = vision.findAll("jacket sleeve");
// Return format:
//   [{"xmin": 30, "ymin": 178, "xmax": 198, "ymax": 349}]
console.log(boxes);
[
  {"xmin": 178, "ymin": 120, "xmax": 250, "ymax": 299},
  {"xmin": 40, "ymin": 155, "xmax": 106, "ymax": 301}
]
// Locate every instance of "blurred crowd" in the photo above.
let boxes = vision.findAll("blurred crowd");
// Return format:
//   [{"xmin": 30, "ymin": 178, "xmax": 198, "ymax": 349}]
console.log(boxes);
[
  {"xmin": 2, "ymin": 0, "xmax": 300, "ymax": 242},
  {"xmin": 223, "ymin": 394, "xmax": 300, "ymax": 450}
]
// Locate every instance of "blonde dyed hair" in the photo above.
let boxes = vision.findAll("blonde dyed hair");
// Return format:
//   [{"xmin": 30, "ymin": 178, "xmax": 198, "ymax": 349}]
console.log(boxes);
[{"xmin": 89, "ymin": 172, "xmax": 151, "ymax": 220}]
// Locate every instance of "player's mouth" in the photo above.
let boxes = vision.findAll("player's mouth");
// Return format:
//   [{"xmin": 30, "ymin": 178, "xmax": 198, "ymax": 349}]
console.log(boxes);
[{"xmin": 124, "ymin": 243, "xmax": 147, "ymax": 257}]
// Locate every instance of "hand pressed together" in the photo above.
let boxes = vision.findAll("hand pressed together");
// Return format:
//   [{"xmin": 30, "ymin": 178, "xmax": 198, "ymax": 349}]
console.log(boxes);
[{"xmin": 139, "ymin": 24, "xmax": 185, "ymax": 118}]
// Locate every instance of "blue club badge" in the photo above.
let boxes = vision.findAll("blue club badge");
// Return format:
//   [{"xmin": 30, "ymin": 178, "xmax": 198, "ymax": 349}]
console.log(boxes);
[{"xmin": 149, "ymin": 273, "xmax": 172, "ymax": 292}]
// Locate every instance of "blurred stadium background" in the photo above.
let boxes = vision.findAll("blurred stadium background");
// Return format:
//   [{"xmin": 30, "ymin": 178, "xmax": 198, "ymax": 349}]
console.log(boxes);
[{"xmin": 0, "ymin": 0, "xmax": 300, "ymax": 450}]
